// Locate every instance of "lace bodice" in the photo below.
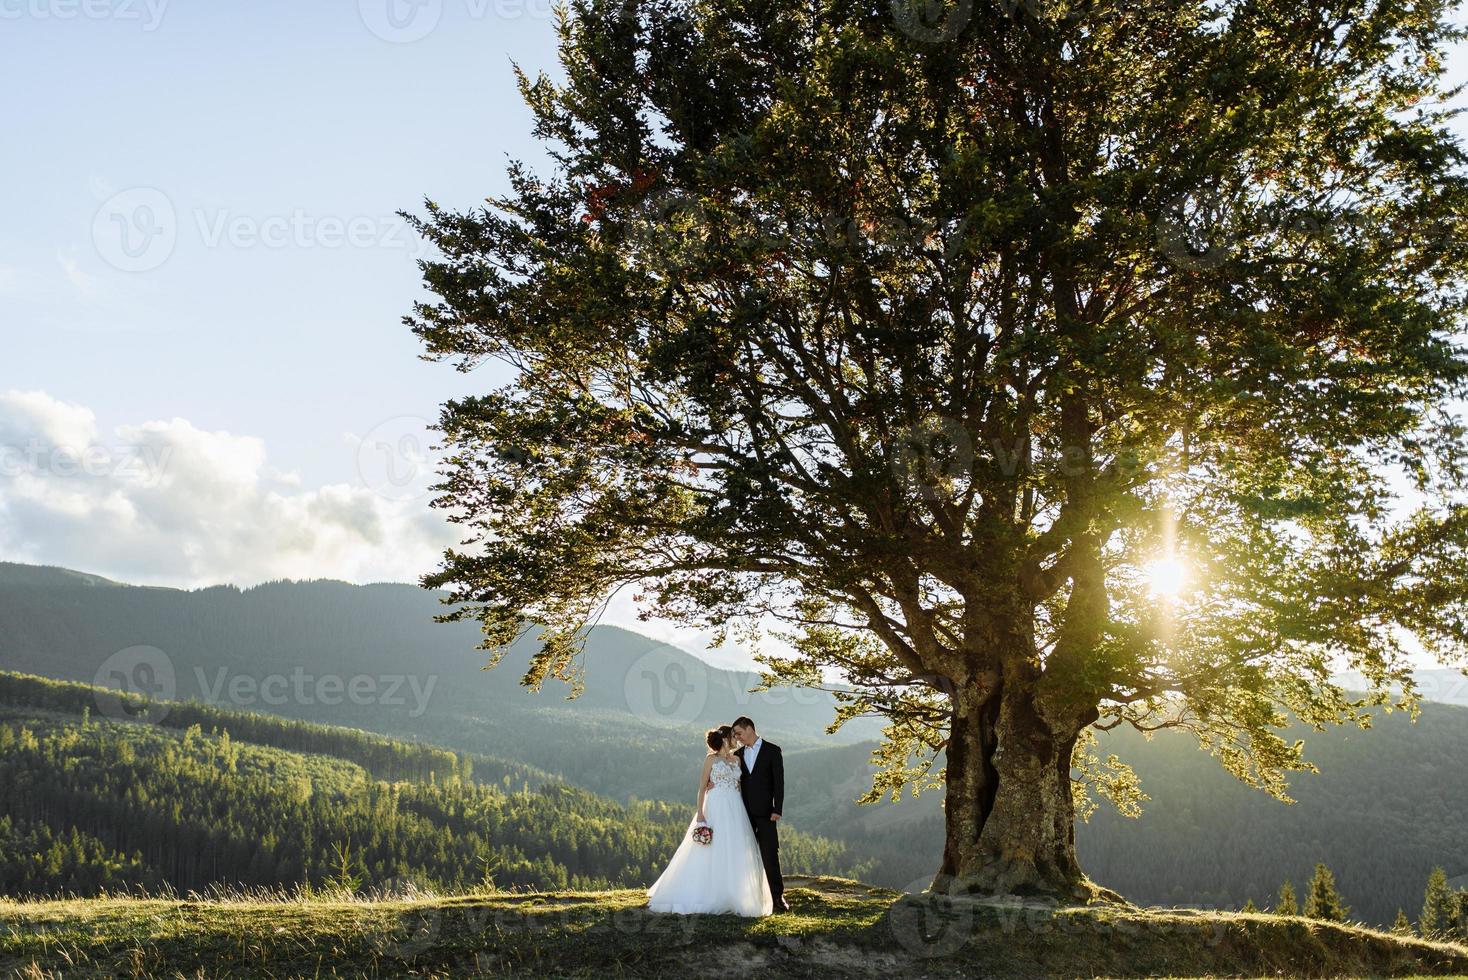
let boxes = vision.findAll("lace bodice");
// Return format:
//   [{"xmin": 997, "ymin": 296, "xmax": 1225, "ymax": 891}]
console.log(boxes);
[{"xmin": 709, "ymin": 757, "xmax": 742, "ymax": 791}]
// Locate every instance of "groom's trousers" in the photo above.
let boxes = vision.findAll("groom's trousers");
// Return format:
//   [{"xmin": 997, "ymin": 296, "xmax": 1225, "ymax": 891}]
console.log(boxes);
[{"xmin": 750, "ymin": 815, "xmax": 783, "ymax": 902}]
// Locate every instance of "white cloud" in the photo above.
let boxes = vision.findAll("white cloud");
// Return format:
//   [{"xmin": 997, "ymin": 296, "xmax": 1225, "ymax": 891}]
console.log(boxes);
[
  {"xmin": 0, "ymin": 389, "xmax": 99, "ymax": 449},
  {"xmin": 0, "ymin": 390, "xmax": 773, "ymax": 671},
  {"xmin": 0, "ymin": 390, "xmax": 457, "ymax": 589}
]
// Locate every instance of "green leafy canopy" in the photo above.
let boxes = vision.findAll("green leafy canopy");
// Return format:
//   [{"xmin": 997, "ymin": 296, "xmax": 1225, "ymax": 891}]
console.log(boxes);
[{"xmin": 407, "ymin": 0, "xmax": 1468, "ymax": 810}]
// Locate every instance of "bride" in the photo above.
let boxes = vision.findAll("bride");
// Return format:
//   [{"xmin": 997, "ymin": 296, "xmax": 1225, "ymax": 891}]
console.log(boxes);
[{"xmin": 646, "ymin": 725, "xmax": 773, "ymax": 916}]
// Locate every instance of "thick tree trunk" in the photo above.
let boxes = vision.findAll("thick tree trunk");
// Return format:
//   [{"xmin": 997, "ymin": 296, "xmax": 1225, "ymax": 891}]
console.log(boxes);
[
  {"xmin": 935, "ymin": 679, "xmax": 1107, "ymax": 903},
  {"xmin": 935, "ymin": 679, "xmax": 1000, "ymax": 883}
]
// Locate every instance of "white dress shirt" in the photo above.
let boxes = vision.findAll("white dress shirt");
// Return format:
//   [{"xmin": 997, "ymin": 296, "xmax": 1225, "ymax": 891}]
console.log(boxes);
[{"xmin": 744, "ymin": 736, "xmax": 763, "ymax": 772}]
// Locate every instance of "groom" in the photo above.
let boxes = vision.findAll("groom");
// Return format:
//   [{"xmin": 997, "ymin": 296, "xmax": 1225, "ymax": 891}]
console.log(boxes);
[{"xmin": 732, "ymin": 716, "xmax": 787, "ymax": 912}]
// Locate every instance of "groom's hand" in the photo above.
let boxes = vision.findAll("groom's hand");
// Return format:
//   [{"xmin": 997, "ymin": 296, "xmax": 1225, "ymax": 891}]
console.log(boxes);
[{"xmin": 770, "ymin": 812, "xmax": 781, "ymax": 821}]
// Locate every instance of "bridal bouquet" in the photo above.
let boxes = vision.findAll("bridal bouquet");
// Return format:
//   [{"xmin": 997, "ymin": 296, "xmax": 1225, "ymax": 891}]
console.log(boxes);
[{"xmin": 691, "ymin": 823, "xmax": 713, "ymax": 846}]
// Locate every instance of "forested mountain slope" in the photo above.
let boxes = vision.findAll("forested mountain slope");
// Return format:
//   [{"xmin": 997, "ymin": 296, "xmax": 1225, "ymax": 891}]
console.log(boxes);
[{"xmin": 0, "ymin": 672, "xmax": 867, "ymax": 898}]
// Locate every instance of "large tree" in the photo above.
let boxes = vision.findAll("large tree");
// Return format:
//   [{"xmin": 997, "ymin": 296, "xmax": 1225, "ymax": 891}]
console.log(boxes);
[{"xmin": 407, "ymin": 0, "xmax": 1468, "ymax": 899}]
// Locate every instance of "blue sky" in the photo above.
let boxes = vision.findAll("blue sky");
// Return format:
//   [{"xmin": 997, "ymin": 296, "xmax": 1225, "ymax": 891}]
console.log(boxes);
[
  {"xmin": 0, "ymin": 0, "xmax": 759, "ymax": 666},
  {"xmin": 2, "ymin": 2, "xmax": 1467, "ymax": 673},
  {"xmin": 2, "ymin": 0, "xmax": 554, "ymax": 487}
]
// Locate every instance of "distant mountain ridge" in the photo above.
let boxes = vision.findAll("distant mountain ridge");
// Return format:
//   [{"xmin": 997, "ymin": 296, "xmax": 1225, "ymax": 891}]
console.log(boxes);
[
  {"xmin": 4, "ymin": 561, "xmax": 1468, "ymax": 927},
  {"xmin": 0, "ymin": 561, "xmax": 880, "ymax": 746},
  {"xmin": 0, "ymin": 563, "xmax": 128, "ymax": 589}
]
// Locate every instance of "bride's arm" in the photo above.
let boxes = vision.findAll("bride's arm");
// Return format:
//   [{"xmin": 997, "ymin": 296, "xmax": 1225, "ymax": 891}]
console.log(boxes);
[{"xmin": 695, "ymin": 755, "xmax": 714, "ymax": 823}]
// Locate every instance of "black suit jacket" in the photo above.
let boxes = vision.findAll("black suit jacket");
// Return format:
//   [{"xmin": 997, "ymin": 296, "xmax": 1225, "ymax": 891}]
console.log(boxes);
[{"xmin": 736, "ymin": 739, "xmax": 783, "ymax": 817}]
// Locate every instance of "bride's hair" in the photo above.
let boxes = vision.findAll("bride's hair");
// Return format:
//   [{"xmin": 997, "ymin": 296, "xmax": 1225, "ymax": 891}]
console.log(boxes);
[{"xmin": 705, "ymin": 725, "xmax": 733, "ymax": 752}]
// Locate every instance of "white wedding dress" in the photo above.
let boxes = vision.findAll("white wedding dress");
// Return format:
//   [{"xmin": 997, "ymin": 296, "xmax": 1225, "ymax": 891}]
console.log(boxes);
[{"xmin": 646, "ymin": 756, "xmax": 773, "ymax": 916}]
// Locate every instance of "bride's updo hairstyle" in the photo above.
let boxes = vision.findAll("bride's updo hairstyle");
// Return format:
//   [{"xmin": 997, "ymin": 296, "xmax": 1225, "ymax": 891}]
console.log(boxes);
[{"xmin": 705, "ymin": 725, "xmax": 732, "ymax": 752}]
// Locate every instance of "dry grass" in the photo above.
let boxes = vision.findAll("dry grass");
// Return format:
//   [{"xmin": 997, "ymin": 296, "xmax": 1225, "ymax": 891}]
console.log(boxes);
[{"xmin": 2, "ymin": 875, "xmax": 1466, "ymax": 978}]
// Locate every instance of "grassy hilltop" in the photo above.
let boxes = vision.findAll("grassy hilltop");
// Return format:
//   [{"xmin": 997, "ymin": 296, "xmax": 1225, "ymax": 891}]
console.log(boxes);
[
  {"xmin": 3, "ymin": 876, "xmax": 1468, "ymax": 979},
  {"xmin": 6, "ymin": 565, "xmax": 1468, "ymax": 923}
]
